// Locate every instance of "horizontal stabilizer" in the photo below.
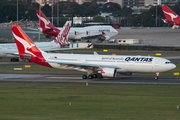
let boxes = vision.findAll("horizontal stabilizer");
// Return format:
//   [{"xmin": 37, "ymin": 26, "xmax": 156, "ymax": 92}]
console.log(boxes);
[
  {"xmin": 162, "ymin": 19, "xmax": 177, "ymax": 23},
  {"xmin": 10, "ymin": 53, "xmax": 31, "ymax": 59},
  {"xmin": 44, "ymin": 28, "xmax": 54, "ymax": 32}
]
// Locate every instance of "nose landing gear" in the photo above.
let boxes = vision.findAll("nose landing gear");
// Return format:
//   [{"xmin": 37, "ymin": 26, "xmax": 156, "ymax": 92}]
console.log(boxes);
[{"xmin": 155, "ymin": 72, "xmax": 159, "ymax": 80}]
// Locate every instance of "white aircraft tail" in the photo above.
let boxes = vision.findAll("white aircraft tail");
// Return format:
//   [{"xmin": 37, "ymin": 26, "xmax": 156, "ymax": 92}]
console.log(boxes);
[{"xmin": 53, "ymin": 21, "xmax": 71, "ymax": 48}]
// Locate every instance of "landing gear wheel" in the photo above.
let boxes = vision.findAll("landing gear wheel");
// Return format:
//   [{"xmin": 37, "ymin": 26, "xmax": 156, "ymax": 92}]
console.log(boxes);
[
  {"xmin": 16, "ymin": 58, "xmax": 19, "ymax": 62},
  {"xmin": 154, "ymin": 76, "xmax": 158, "ymax": 80},
  {"xmin": 10, "ymin": 58, "xmax": 19, "ymax": 62},
  {"xmin": 88, "ymin": 75, "xmax": 93, "ymax": 79},
  {"xmin": 93, "ymin": 74, "xmax": 97, "ymax": 78},
  {"xmin": 97, "ymin": 74, "xmax": 103, "ymax": 78},
  {"xmin": 82, "ymin": 75, "xmax": 87, "ymax": 79}
]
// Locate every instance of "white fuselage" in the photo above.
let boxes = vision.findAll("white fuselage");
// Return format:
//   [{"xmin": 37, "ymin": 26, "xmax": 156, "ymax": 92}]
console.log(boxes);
[
  {"xmin": 42, "ymin": 53, "xmax": 176, "ymax": 73},
  {"xmin": 57, "ymin": 25, "xmax": 118, "ymax": 40},
  {"xmin": 0, "ymin": 41, "xmax": 60, "ymax": 58}
]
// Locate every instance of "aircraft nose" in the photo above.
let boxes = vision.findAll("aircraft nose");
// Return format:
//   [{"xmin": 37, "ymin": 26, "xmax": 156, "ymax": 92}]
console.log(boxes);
[
  {"xmin": 169, "ymin": 63, "xmax": 176, "ymax": 71},
  {"xmin": 114, "ymin": 29, "xmax": 118, "ymax": 35},
  {"xmin": 172, "ymin": 63, "xmax": 176, "ymax": 69}
]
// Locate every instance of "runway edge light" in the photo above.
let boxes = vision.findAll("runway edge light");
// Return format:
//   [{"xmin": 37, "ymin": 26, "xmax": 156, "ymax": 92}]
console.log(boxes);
[
  {"xmin": 155, "ymin": 53, "xmax": 161, "ymax": 56},
  {"xmin": 25, "ymin": 65, "xmax": 31, "ymax": 68},
  {"xmin": 173, "ymin": 72, "xmax": 179, "ymax": 76},
  {"xmin": 86, "ymin": 82, "xmax": 88, "ymax": 86}
]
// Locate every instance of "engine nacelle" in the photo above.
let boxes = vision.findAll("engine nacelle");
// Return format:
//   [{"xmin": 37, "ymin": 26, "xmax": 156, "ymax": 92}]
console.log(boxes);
[
  {"xmin": 99, "ymin": 68, "xmax": 116, "ymax": 77},
  {"xmin": 38, "ymin": 28, "xmax": 43, "ymax": 32},
  {"xmin": 104, "ymin": 35, "xmax": 110, "ymax": 40},
  {"xmin": 99, "ymin": 35, "xmax": 110, "ymax": 41},
  {"xmin": 109, "ymin": 39, "xmax": 116, "ymax": 43}
]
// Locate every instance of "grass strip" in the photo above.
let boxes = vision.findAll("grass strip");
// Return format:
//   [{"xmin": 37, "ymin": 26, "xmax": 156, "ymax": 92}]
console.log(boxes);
[{"xmin": 0, "ymin": 83, "xmax": 179, "ymax": 120}]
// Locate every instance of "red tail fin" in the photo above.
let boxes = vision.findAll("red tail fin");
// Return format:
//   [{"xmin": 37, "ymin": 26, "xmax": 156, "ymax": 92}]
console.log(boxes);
[
  {"xmin": 161, "ymin": 5, "xmax": 180, "ymax": 22},
  {"xmin": 11, "ymin": 26, "xmax": 47, "ymax": 63},
  {"xmin": 11, "ymin": 26, "xmax": 42, "ymax": 55},
  {"xmin": 12, "ymin": 26, "xmax": 53, "ymax": 68},
  {"xmin": 36, "ymin": 10, "xmax": 55, "ymax": 29}
]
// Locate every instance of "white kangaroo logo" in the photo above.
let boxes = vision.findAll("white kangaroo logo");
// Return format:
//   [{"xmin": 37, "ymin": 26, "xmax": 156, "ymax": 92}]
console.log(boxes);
[
  {"xmin": 37, "ymin": 14, "xmax": 50, "ymax": 29},
  {"xmin": 28, "ymin": 43, "xmax": 35, "ymax": 49},
  {"xmin": 163, "ymin": 10, "xmax": 178, "ymax": 21}
]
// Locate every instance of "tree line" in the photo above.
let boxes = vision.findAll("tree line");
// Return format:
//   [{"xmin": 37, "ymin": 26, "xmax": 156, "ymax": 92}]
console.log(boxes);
[{"xmin": 0, "ymin": 0, "xmax": 180, "ymax": 27}]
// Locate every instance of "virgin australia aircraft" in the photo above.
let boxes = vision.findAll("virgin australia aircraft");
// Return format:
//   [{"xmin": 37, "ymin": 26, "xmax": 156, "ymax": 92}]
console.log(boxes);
[
  {"xmin": 11, "ymin": 26, "xmax": 176, "ymax": 80},
  {"xmin": 36, "ymin": 10, "xmax": 118, "ymax": 41},
  {"xmin": 0, "ymin": 21, "xmax": 91, "ymax": 62}
]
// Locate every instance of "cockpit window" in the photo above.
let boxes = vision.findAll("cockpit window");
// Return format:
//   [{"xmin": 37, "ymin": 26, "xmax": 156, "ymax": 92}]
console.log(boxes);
[{"xmin": 165, "ymin": 61, "xmax": 172, "ymax": 64}]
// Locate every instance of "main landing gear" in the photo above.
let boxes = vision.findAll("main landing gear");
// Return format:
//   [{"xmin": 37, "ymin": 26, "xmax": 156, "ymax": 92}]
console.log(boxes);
[
  {"xmin": 82, "ymin": 74, "xmax": 103, "ymax": 79},
  {"xmin": 10, "ymin": 58, "xmax": 19, "ymax": 62}
]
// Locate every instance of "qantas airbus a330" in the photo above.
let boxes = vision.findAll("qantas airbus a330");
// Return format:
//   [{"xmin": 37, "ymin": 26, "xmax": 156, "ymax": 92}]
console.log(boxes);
[{"xmin": 11, "ymin": 25, "xmax": 176, "ymax": 80}]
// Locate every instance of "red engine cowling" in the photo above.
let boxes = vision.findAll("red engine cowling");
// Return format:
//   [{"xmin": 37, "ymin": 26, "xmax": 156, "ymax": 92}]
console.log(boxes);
[
  {"xmin": 104, "ymin": 35, "xmax": 110, "ymax": 40},
  {"xmin": 99, "ymin": 68, "xmax": 116, "ymax": 77}
]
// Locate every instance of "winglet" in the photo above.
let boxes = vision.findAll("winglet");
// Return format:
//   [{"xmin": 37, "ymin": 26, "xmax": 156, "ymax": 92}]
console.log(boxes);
[
  {"xmin": 86, "ymin": 43, "xmax": 93, "ymax": 48},
  {"xmin": 102, "ymin": 31, "xmax": 105, "ymax": 35}
]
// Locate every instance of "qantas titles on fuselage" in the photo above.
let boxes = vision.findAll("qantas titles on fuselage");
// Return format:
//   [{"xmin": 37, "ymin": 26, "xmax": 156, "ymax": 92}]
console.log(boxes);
[
  {"xmin": 98, "ymin": 29, "xmax": 110, "ymax": 32},
  {"xmin": 102, "ymin": 57, "xmax": 153, "ymax": 62}
]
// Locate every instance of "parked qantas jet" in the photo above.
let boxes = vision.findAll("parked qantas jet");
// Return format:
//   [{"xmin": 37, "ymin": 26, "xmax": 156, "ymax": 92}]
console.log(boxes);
[
  {"xmin": 0, "ymin": 21, "xmax": 91, "ymax": 62},
  {"xmin": 36, "ymin": 10, "xmax": 118, "ymax": 41},
  {"xmin": 11, "ymin": 26, "xmax": 176, "ymax": 80},
  {"xmin": 161, "ymin": 5, "xmax": 180, "ymax": 26}
]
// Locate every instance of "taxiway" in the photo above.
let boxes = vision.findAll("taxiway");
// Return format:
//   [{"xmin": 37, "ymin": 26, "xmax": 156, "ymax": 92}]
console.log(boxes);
[{"xmin": 0, "ymin": 73, "xmax": 180, "ymax": 86}]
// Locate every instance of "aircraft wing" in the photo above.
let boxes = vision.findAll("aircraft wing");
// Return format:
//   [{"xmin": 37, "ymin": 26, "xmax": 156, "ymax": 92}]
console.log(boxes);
[
  {"xmin": 24, "ymin": 31, "xmax": 43, "ymax": 34},
  {"xmin": 82, "ymin": 34, "xmax": 103, "ymax": 39},
  {"xmin": 42, "ymin": 47, "xmax": 92, "ymax": 51},
  {"xmin": 41, "ymin": 43, "xmax": 93, "ymax": 51},
  {"xmin": 73, "ymin": 32, "xmax": 103, "ymax": 39},
  {"xmin": 45, "ymin": 60, "xmax": 122, "ymax": 69}
]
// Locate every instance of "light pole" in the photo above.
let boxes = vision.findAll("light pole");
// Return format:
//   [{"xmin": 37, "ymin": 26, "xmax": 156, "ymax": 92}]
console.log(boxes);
[
  {"xmin": 52, "ymin": 0, "xmax": 53, "ymax": 25},
  {"xmin": 57, "ymin": 2, "xmax": 59, "ymax": 26},
  {"xmin": 17, "ymin": 0, "xmax": 18, "ymax": 25},
  {"xmin": 156, "ymin": 5, "xmax": 157, "ymax": 27},
  {"xmin": 38, "ymin": 0, "xmax": 41, "ymax": 42}
]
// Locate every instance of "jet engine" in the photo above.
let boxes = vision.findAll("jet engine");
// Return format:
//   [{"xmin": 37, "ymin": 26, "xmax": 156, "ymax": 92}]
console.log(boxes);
[
  {"xmin": 99, "ymin": 68, "xmax": 116, "ymax": 77},
  {"xmin": 104, "ymin": 35, "xmax": 110, "ymax": 40},
  {"xmin": 38, "ymin": 28, "xmax": 43, "ymax": 32},
  {"xmin": 98, "ymin": 35, "xmax": 110, "ymax": 41}
]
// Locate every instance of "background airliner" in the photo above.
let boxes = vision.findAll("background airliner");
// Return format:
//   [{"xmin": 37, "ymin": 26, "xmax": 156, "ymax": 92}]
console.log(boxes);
[
  {"xmin": 161, "ymin": 5, "xmax": 180, "ymax": 27},
  {"xmin": 0, "ymin": 21, "xmax": 91, "ymax": 62},
  {"xmin": 12, "ymin": 26, "xmax": 176, "ymax": 80},
  {"xmin": 36, "ymin": 10, "xmax": 118, "ymax": 41}
]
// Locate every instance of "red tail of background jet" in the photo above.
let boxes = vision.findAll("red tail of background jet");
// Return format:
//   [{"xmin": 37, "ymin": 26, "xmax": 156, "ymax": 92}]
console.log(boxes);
[
  {"xmin": 161, "ymin": 5, "xmax": 180, "ymax": 26},
  {"xmin": 36, "ymin": 10, "xmax": 60, "ymax": 36}
]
